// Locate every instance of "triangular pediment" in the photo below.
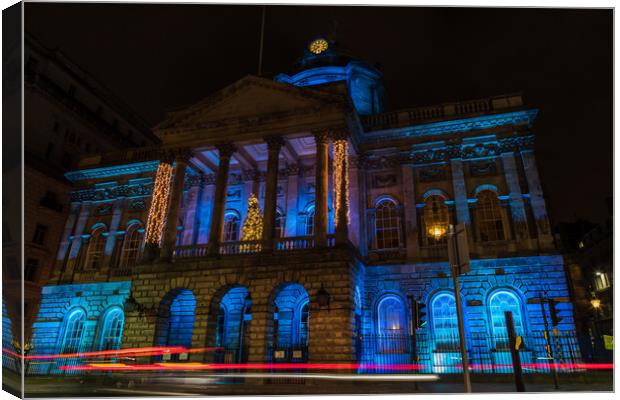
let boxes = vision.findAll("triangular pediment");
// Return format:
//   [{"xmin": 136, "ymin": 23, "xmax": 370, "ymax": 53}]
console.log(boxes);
[{"xmin": 156, "ymin": 75, "xmax": 348, "ymax": 132}]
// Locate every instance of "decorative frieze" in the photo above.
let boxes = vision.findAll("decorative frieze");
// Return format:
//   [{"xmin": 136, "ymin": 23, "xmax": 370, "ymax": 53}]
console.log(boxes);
[
  {"xmin": 371, "ymin": 173, "xmax": 397, "ymax": 188},
  {"xmin": 418, "ymin": 165, "xmax": 448, "ymax": 182},
  {"xmin": 468, "ymin": 160, "xmax": 498, "ymax": 177},
  {"xmin": 70, "ymin": 182, "xmax": 153, "ymax": 202}
]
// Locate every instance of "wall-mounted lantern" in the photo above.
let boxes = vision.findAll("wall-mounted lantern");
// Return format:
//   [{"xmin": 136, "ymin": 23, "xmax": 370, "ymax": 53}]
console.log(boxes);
[{"xmin": 316, "ymin": 283, "xmax": 331, "ymax": 311}]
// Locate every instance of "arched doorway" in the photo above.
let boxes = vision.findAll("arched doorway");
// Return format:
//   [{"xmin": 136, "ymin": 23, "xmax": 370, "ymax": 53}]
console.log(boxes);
[
  {"xmin": 268, "ymin": 282, "xmax": 310, "ymax": 363},
  {"xmin": 154, "ymin": 288, "xmax": 196, "ymax": 361},
  {"xmin": 207, "ymin": 286, "xmax": 251, "ymax": 363}
]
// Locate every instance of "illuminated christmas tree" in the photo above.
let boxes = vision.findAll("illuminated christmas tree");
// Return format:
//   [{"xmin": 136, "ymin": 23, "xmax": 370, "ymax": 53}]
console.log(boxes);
[{"xmin": 241, "ymin": 193, "xmax": 263, "ymax": 243}]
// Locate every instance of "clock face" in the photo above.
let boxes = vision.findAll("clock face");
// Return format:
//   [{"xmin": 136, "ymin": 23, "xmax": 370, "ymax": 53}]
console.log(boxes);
[{"xmin": 309, "ymin": 39, "xmax": 329, "ymax": 55}]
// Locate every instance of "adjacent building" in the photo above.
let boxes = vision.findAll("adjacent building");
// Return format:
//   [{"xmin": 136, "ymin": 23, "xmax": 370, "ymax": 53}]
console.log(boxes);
[{"xmin": 3, "ymin": 34, "xmax": 159, "ymax": 364}]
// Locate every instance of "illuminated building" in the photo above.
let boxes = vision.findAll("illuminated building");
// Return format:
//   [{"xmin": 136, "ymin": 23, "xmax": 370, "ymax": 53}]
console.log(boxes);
[{"xmin": 27, "ymin": 36, "xmax": 578, "ymax": 374}]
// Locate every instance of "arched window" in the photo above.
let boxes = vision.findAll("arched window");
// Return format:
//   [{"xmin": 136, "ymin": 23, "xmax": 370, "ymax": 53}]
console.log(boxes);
[
  {"xmin": 304, "ymin": 206, "xmax": 315, "ymax": 236},
  {"xmin": 60, "ymin": 309, "xmax": 86, "ymax": 355},
  {"xmin": 488, "ymin": 290, "xmax": 525, "ymax": 346},
  {"xmin": 298, "ymin": 301, "xmax": 309, "ymax": 347},
  {"xmin": 223, "ymin": 211, "xmax": 240, "ymax": 242},
  {"xmin": 98, "ymin": 308, "xmax": 124, "ymax": 351},
  {"xmin": 377, "ymin": 295, "xmax": 406, "ymax": 334},
  {"xmin": 375, "ymin": 198, "xmax": 401, "ymax": 249},
  {"xmin": 431, "ymin": 293, "xmax": 458, "ymax": 350},
  {"xmin": 85, "ymin": 227, "xmax": 106, "ymax": 270},
  {"xmin": 423, "ymin": 195, "xmax": 450, "ymax": 244},
  {"xmin": 476, "ymin": 190, "xmax": 505, "ymax": 242},
  {"xmin": 119, "ymin": 223, "xmax": 143, "ymax": 268},
  {"xmin": 275, "ymin": 209, "xmax": 284, "ymax": 238}
]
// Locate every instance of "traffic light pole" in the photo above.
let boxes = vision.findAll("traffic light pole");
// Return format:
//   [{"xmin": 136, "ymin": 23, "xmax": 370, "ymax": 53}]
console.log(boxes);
[
  {"xmin": 539, "ymin": 293, "xmax": 559, "ymax": 389},
  {"xmin": 449, "ymin": 227, "xmax": 472, "ymax": 394}
]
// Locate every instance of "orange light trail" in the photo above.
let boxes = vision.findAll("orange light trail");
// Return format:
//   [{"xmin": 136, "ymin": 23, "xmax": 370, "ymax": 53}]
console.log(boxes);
[{"xmin": 2, "ymin": 346, "xmax": 221, "ymax": 360}]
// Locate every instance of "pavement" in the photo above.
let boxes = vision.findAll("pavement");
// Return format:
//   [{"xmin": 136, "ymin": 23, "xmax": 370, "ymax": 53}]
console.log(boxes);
[{"xmin": 4, "ymin": 371, "xmax": 613, "ymax": 397}]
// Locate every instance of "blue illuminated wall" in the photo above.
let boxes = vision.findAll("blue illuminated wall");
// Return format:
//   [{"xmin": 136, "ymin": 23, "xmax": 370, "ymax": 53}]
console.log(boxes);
[
  {"xmin": 155, "ymin": 289, "xmax": 196, "ymax": 349},
  {"xmin": 29, "ymin": 281, "xmax": 131, "ymax": 374},
  {"xmin": 360, "ymin": 255, "xmax": 579, "ymax": 372},
  {"xmin": 275, "ymin": 61, "xmax": 385, "ymax": 115}
]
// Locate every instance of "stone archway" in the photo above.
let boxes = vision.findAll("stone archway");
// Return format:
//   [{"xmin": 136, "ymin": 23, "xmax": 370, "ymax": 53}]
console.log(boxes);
[{"xmin": 206, "ymin": 285, "xmax": 251, "ymax": 363}]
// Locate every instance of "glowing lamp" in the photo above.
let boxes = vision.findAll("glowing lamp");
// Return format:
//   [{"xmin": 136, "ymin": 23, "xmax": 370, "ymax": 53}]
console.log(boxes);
[
  {"xmin": 427, "ymin": 225, "xmax": 447, "ymax": 240},
  {"xmin": 591, "ymin": 299, "xmax": 601, "ymax": 309}
]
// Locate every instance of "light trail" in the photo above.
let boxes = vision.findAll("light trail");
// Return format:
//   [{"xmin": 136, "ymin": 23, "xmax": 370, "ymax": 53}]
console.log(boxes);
[
  {"xmin": 56, "ymin": 361, "xmax": 614, "ymax": 372},
  {"xmin": 2, "ymin": 346, "xmax": 221, "ymax": 360}
]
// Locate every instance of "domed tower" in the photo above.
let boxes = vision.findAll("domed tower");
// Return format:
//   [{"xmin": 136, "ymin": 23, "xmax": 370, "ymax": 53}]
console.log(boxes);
[{"xmin": 274, "ymin": 36, "xmax": 385, "ymax": 116}]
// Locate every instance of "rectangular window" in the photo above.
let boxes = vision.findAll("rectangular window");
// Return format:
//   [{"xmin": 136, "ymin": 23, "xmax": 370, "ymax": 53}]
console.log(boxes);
[
  {"xmin": 594, "ymin": 272, "xmax": 611, "ymax": 291},
  {"xmin": 32, "ymin": 224, "xmax": 48, "ymax": 245},
  {"xmin": 25, "ymin": 258, "xmax": 39, "ymax": 282}
]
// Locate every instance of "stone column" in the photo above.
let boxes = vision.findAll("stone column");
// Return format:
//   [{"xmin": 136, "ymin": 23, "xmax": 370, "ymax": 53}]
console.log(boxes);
[
  {"xmin": 197, "ymin": 177, "xmax": 215, "ymax": 244},
  {"xmin": 401, "ymin": 164, "xmax": 420, "ymax": 259},
  {"xmin": 159, "ymin": 157, "xmax": 188, "ymax": 261},
  {"xmin": 521, "ymin": 149, "xmax": 554, "ymax": 248},
  {"xmin": 284, "ymin": 165, "xmax": 300, "ymax": 237},
  {"xmin": 262, "ymin": 136, "xmax": 283, "ymax": 252},
  {"xmin": 313, "ymin": 131, "xmax": 329, "ymax": 247},
  {"xmin": 143, "ymin": 161, "xmax": 174, "ymax": 262},
  {"xmin": 501, "ymin": 152, "xmax": 529, "ymax": 241},
  {"xmin": 207, "ymin": 143, "xmax": 235, "ymax": 256},
  {"xmin": 332, "ymin": 134, "xmax": 349, "ymax": 245},
  {"xmin": 181, "ymin": 183, "xmax": 201, "ymax": 246}
]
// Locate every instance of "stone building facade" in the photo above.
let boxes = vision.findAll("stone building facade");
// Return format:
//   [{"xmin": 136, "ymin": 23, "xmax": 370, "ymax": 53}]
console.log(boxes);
[{"xmin": 29, "ymin": 37, "xmax": 577, "ymax": 374}]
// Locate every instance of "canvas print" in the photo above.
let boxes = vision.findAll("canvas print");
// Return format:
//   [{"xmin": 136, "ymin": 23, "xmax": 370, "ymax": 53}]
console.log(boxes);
[{"xmin": 2, "ymin": 3, "xmax": 613, "ymax": 397}]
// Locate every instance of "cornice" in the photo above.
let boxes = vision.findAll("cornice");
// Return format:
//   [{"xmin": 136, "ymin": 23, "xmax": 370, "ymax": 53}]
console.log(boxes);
[
  {"xmin": 360, "ymin": 110, "xmax": 539, "ymax": 144},
  {"xmin": 65, "ymin": 160, "xmax": 160, "ymax": 182}
]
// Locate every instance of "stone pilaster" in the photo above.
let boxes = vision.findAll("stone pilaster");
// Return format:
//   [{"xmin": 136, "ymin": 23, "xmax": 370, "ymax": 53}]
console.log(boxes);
[
  {"xmin": 501, "ymin": 152, "xmax": 529, "ymax": 241},
  {"xmin": 450, "ymin": 159, "xmax": 474, "ymax": 245},
  {"xmin": 102, "ymin": 198, "xmax": 125, "ymax": 272},
  {"xmin": 348, "ymin": 159, "xmax": 360, "ymax": 247},
  {"xmin": 60, "ymin": 201, "xmax": 92, "ymax": 281},
  {"xmin": 160, "ymin": 158, "xmax": 188, "ymax": 261},
  {"xmin": 521, "ymin": 149, "xmax": 554, "ymax": 248},
  {"xmin": 207, "ymin": 143, "xmax": 235, "ymax": 256},
  {"xmin": 401, "ymin": 164, "xmax": 420, "ymax": 259},
  {"xmin": 262, "ymin": 136, "xmax": 283, "ymax": 252},
  {"xmin": 313, "ymin": 131, "xmax": 329, "ymax": 247},
  {"xmin": 52, "ymin": 202, "xmax": 80, "ymax": 282},
  {"xmin": 357, "ymin": 155, "xmax": 369, "ymax": 256}
]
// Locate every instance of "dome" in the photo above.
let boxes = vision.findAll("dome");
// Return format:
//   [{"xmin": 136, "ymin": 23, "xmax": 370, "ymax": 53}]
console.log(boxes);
[{"xmin": 274, "ymin": 36, "xmax": 385, "ymax": 116}]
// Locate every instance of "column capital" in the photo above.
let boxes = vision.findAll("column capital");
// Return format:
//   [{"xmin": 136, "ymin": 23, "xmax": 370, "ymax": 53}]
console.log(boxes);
[
  {"xmin": 216, "ymin": 142, "xmax": 236, "ymax": 158},
  {"xmin": 263, "ymin": 135, "xmax": 285, "ymax": 150},
  {"xmin": 312, "ymin": 129, "xmax": 329, "ymax": 144},
  {"xmin": 329, "ymin": 129, "xmax": 349, "ymax": 141}
]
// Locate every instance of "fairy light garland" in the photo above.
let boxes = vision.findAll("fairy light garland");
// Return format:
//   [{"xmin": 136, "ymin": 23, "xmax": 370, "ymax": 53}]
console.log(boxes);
[
  {"xmin": 144, "ymin": 162, "xmax": 173, "ymax": 245},
  {"xmin": 333, "ymin": 139, "xmax": 349, "ymax": 228}
]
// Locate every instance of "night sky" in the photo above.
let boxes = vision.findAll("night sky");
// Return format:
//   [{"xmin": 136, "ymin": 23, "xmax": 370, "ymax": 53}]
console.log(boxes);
[{"xmin": 25, "ymin": 4, "xmax": 612, "ymax": 226}]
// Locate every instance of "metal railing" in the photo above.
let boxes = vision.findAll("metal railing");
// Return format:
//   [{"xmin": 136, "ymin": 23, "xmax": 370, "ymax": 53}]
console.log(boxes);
[
  {"xmin": 219, "ymin": 240, "xmax": 262, "ymax": 255},
  {"xmin": 358, "ymin": 330, "xmax": 588, "ymax": 374}
]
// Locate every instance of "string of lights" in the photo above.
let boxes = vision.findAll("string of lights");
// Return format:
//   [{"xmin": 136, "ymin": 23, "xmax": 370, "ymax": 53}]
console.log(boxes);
[
  {"xmin": 333, "ymin": 139, "xmax": 349, "ymax": 228},
  {"xmin": 144, "ymin": 162, "xmax": 173, "ymax": 245}
]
